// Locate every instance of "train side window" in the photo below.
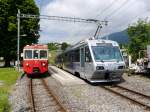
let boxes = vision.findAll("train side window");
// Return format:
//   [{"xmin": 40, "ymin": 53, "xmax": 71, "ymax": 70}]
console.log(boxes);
[
  {"xmin": 64, "ymin": 53, "xmax": 68, "ymax": 62},
  {"xmin": 70, "ymin": 51, "xmax": 74, "ymax": 62},
  {"xmin": 74, "ymin": 49, "xmax": 80, "ymax": 62},
  {"xmin": 25, "ymin": 50, "xmax": 32, "ymax": 59},
  {"xmin": 85, "ymin": 47, "xmax": 92, "ymax": 62},
  {"xmin": 33, "ymin": 50, "xmax": 39, "ymax": 59},
  {"xmin": 40, "ymin": 50, "xmax": 47, "ymax": 59}
]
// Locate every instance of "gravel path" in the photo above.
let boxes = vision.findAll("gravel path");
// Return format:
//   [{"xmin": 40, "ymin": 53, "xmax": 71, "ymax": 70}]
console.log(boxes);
[{"xmin": 9, "ymin": 75, "xmax": 31, "ymax": 112}]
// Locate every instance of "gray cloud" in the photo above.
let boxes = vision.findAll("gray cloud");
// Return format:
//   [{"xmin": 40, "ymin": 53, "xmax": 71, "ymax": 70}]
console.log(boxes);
[{"xmin": 39, "ymin": 0, "xmax": 150, "ymax": 43}]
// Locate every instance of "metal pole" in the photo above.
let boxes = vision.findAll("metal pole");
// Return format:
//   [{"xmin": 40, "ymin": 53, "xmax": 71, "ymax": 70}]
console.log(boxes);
[
  {"xmin": 17, "ymin": 9, "xmax": 20, "ymax": 71},
  {"xmin": 139, "ymin": 51, "xmax": 141, "ymax": 59},
  {"xmin": 94, "ymin": 25, "xmax": 100, "ymax": 39}
]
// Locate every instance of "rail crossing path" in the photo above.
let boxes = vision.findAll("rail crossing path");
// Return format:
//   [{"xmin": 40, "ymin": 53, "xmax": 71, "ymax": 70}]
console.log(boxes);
[{"xmin": 9, "ymin": 66, "xmax": 150, "ymax": 112}]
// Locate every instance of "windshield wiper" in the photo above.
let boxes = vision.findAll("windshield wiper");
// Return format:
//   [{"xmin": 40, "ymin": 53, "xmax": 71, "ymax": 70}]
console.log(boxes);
[
  {"xmin": 100, "ymin": 60, "xmax": 104, "ymax": 63},
  {"xmin": 107, "ymin": 59, "xmax": 119, "ymax": 62}
]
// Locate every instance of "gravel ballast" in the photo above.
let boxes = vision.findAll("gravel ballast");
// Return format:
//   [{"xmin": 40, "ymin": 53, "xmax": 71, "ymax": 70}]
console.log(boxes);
[
  {"xmin": 10, "ymin": 70, "xmax": 150, "ymax": 112},
  {"xmin": 9, "ymin": 75, "xmax": 31, "ymax": 112},
  {"xmin": 45, "ymin": 76, "xmax": 147, "ymax": 112},
  {"xmin": 119, "ymin": 73, "xmax": 150, "ymax": 96}
]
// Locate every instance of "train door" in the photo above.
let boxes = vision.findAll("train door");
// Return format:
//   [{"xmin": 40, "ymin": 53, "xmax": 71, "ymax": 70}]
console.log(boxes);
[
  {"xmin": 80, "ymin": 47, "xmax": 86, "ymax": 78},
  {"xmin": 85, "ymin": 46, "xmax": 93, "ymax": 80}
]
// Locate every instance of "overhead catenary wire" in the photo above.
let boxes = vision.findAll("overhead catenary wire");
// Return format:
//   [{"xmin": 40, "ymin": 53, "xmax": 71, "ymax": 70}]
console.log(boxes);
[
  {"xmin": 39, "ymin": 0, "xmax": 43, "ymax": 14},
  {"xmin": 113, "ymin": 12, "xmax": 150, "ymax": 31},
  {"xmin": 36, "ymin": 0, "xmax": 43, "ymax": 14},
  {"xmin": 103, "ymin": 13, "xmax": 147, "ymax": 40},
  {"xmin": 108, "ymin": 0, "xmax": 135, "ymax": 20},
  {"xmin": 99, "ymin": 0, "xmax": 130, "ymax": 39},
  {"xmin": 19, "ymin": 13, "xmax": 107, "ymax": 40},
  {"xmin": 71, "ymin": 0, "xmax": 116, "ymax": 39},
  {"xmin": 106, "ymin": 0, "xmax": 149, "ymax": 32},
  {"xmin": 20, "ymin": 14, "xmax": 103, "ymax": 24},
  {"xmin": 108, "ymin": 0, "xmax": 134, "ymax": 20},
  {"xmin": 89, "ymin": 0, "xmax": 117, "ymax": 39},
  {"xmin": 95, "ymin": 0, "xmax": 118, "ymax": 19},
  {"xmin": 95, "ymin": 0, "xmax": 150, "ymax": 40},
  {"xmin": 77, "ymin": 0, "xmax": 117, "ymax": 38},
  {"xmin": 104, "ymin": 0, "xmax": 129, "ymax": 19}
]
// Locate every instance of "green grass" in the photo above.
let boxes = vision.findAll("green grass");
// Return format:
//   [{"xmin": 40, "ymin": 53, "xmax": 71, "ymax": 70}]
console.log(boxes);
[
  {"xmin": 0, "ymin": 68, "xmax": 20, "ymax": 112},
  {"xmin": 49, "ymin": 50, "xmax": 57, "ymax": 65}
]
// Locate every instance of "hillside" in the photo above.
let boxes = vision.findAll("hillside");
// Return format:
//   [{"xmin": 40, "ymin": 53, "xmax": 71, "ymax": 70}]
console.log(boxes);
[{"xmin": 102, "ymin": 30, "xmax": 129, "ymax": 44}]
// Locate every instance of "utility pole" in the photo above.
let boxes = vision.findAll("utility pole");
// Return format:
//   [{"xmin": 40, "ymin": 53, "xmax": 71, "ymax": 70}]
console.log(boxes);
[{"xmin": 17, "ymin": 9, "xmax": 20, "ymax": 71}]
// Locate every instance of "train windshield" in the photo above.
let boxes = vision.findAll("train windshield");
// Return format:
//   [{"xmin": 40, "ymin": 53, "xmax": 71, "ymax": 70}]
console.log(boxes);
[
  {"xmin": 40, "ymin": 50, "xmax": 47, "ymax": 59},
  {"xmin": 24, "ymin": 50, "xmax": 47, "ymax": 59},
  {"xmin": 92, "ymin": 46, "xmax": 123, "ymax": 62},
  {"xmin": 24, "ymin": 50, "xmax": 32, "ymax": 59},
  {"xmin": 33, "ymin": 50, "xmax": 39, "ymax": 59}
]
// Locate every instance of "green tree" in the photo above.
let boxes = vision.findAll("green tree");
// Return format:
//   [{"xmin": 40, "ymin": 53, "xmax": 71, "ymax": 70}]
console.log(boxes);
[
  {"xmin": 47, "ymin": 42, "xmax": 59, "ymax": 51},
  {"xmin": 61, "ymin": 42, "xmax": 70, "ymax": 51},
  {"xmin": 127, "ymin": 19, "xmax": 150, "ymax": 61},
  {"xmin": 0, "ymin": 0, "xmax": 39, "ymax": 66}
]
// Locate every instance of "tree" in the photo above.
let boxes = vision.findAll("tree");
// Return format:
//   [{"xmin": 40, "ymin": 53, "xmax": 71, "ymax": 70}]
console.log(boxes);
[
  {"xmin": 61, "ymin": 42, "xmax": 70, "ymax": 51},
  {"xmin": 0, "ymin": 0, "xmax": 39, "ymax": 67},
  {"xmin": 47, "ymin": 42, "xmax": 60, "ymax": 51},
  {"xmin": 127, "ymin": 18, "xmax": 150, "ymax": 61}
]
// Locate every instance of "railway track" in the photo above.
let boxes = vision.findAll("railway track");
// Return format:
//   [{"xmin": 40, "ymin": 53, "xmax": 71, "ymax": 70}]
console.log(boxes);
[
  {"xmin": 29, "ymin": 78, "xmax": 67, "ymax": 112},
  {"xmin": 101, "ymin": 85, "xmax": 150, "ymax": 111}
]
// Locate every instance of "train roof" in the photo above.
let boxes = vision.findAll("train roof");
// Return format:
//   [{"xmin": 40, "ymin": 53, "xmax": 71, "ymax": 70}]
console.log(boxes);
[
  {"xmin": 24, "ymin": 44, "xmax": 48, "ymax": 49},
  {"xmin": 65, "ymin": 38, "xmax": 119, "ymax": 52}
]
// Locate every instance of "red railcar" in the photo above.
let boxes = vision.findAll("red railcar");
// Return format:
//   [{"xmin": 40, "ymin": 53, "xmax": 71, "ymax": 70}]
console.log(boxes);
[{"xmin": 23, "ymin": 44, "xmax": 48, "ymax": 75}]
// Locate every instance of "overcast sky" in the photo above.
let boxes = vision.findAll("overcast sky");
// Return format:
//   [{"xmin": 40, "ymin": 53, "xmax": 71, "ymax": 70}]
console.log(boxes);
[{"xmin": 35, "ymin": 0, "xmax": 150, "ymax": 44}]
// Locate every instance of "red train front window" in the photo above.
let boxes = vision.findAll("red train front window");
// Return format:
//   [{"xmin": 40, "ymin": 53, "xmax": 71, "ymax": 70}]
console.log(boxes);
[
  {"xmin": 34, "ymin": 50, "xmax": 39, "ymax": 59},
  {"xmin": 25, "ymin": 50, "xmax": 32, "ymax": 59},
  {"xmin": 40, "ymin": 50, "xmax": 47, "ymax": 59},
  {"xmin": 24, "ymin": 49, "xmax": 47, "ymax": 59}
]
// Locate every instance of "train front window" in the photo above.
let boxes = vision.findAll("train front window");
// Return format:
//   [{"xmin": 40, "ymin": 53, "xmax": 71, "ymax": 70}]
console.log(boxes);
[
  {"xmin": 85, "ymin": 46, "xmax": 92, "ymax": 62},
  {"xmin": 92, "ymin": 46, "xmax": 123, "ymax": 62},
  {"xmin": 40, "ymin": 50, "xmax": 47, "ymax": 59},
  {"xmin": 33, "ymin": 50, "xmax": 39, "ymax": 59},
  {"xmin": 25, "ymin": 50, "xmax": 32, "ymax": 59}
]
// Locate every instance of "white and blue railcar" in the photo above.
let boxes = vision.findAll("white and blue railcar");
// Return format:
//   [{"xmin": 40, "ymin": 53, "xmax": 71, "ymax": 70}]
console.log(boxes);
[{"xmin": 56, "ymin": 38, "xmax": 125, "ymax": 83}]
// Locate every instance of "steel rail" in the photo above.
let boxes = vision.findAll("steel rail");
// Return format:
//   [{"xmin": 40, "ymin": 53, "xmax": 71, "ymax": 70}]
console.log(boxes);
[
  {"xmin": 42, "ymin": 79, "xmax": 67, "ymax": 112},
  {"xmin": 116, "ymin": 85, "xmax": 150, "ymax": 100},
  {"xmin": 48, "ymin": 67, "xmax": 58, "ymax": 74},
  {"xmin": 29, "ymin": 79, "xmax": 36, "ymax": 112},
  {"xmin": 101, "ymin": 86, "xmax": 150, "ymax": 111}
]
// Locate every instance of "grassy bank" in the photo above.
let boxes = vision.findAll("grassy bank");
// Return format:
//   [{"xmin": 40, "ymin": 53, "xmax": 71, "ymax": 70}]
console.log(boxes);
[
  {"xmin": 49, "ymin": 50, "xmax": 57, "ymax": 65},
  {"xmin": 0, "ymin": 68, "xmax": 20, "ymax": 112}
]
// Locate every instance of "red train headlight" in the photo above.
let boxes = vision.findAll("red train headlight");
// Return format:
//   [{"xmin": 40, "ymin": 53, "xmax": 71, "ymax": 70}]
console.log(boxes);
[
  {"xmin": 42, "ymin": 62, "xmax": 46, "ymax": 66},
  {"xmin": 26, "ymin": 63, "xmax": 29, "ymax": 67}
]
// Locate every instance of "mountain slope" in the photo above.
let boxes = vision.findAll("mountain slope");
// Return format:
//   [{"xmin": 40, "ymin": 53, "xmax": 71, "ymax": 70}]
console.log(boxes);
[{"xmin": 102, "ymin": 30, "xmax": 129, "ymax": 44}]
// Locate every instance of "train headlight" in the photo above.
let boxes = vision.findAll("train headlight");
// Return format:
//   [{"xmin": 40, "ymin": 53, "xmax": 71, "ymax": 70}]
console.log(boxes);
[
  {"xmin": 118, "ymin": 66, "xmax": 125, "ymax": 69},
  {"xmin": 96, "ymin": 66, "xmax": 104, "ymax": 70},
  {"xmin": 26, "ymin": 63, "xmax": 29, "ymax": 67},
  {"xmin": 42, "ymin": 62, "xmax": 46, "ymax": 66}
]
